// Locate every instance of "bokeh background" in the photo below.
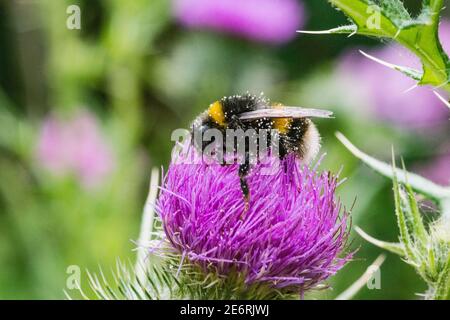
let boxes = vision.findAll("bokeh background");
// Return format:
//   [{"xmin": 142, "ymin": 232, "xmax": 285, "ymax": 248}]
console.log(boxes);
[{"xmin": 0, "ymin": 0, "xmax": 449, "ymax": 299}]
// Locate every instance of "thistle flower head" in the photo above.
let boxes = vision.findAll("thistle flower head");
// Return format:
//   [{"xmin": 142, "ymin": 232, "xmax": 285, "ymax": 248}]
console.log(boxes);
[
  {"xmin": 156, "ymin": 144, "xmax": 351, "ymax": 297},
  {"xmin": 172, "ymin": 0, "xmax": 305, "ymax": 44},
  {"xmin": 36, "ymin": 110, "xmax": 114, "ymax": 188}
]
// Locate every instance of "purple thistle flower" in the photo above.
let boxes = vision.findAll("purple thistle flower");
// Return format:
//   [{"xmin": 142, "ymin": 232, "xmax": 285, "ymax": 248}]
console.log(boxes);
[
  {"xmin": 172, "ymin": 0, "xmax": 306, "ymax": 44},
  {"xmin": 156, "ymin": 145, "xmax": 351, "ymax": 295},
  {"xmin": 36, "ymin": 110, "xmax": 115, "ymax": 188},
  {"xmin": 416, "ymin": 145, "xmax": 450, "ymax": 186},
  {"xmin": 336, "ymin": 20, "xmax": 450, "ymax": 129}
]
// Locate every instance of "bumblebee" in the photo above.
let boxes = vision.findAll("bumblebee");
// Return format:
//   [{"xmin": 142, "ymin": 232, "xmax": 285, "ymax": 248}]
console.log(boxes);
[{"xmin": 191, "ymin": 93, "xmax": 332, "ymax": 205}]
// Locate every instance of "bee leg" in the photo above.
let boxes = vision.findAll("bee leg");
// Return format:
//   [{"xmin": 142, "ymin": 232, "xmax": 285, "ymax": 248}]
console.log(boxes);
[
  {"xmin": 220, "ymin": 141, "xmax": 227, "ymax": 166},
  {"xmin": 284, "ymin": 159, "xmax": 290, "ymax": 174},
  {"xmin": 229, "ymin": 114, "xmax": 250, "ymax": 211},
  {"xmin": 239, "ymin": 170, "xmax": 250, "ymax": 212},
  {"xmin": 239, "ymin": 154, "xmax": 251, "ymax": 212},
  {"xmin": 279, "ymin": 143, "xmax": 288, "ymax": 173}
]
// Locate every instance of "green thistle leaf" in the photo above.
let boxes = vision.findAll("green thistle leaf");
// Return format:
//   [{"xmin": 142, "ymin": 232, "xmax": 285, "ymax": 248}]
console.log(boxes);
[
  {"xmin": 358, "ymin": 50, "xmax": 423, "ymax": 81},
  {"xmin": 401, "ymin": 160, "xmax": 428, "ymax": 251},
  {"xmin": 392, "ymin": 158, "xmax": 419, "ymax": 263},
  {"xmin": 306, "ymin": 0, "xmax": 450, "ymax": 92},
  {"xmin": 433, "ymin": 254, "xmax": 450, "ymax": 299}
]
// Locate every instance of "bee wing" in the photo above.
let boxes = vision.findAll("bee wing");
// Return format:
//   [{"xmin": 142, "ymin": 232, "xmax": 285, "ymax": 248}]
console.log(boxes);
[{"xmin": 238, "ymin": 107, "xmax": 333, "ymax": 121}]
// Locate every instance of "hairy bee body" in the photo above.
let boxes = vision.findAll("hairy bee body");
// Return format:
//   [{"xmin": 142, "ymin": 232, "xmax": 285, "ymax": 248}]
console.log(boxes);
[
  {"xmin": 190, "ymin": 93, "xmax": 324, "ymax": 205},
  {"xmin": 192, "ymin": 94, "xmax": 320, "ymax": 163}
]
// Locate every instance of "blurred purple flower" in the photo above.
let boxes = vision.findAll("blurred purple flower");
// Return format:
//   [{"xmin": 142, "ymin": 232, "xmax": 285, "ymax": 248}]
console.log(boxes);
[
  {"xmin": 416, "ymin": 147, "xmax": 450, "ymax": 186},
  {"xmin": 36, "ymin": 110, "xmax": 114, "ymax": 188},
  {"xmin": 157, "ymin": 146, "xmax": 351, "ymax": 294},
  {"xmin": 337, "ymin": 20, "xmax": 450, "ymax": 128},
  {"xmin": 173, "ymin": 0, "xmax": 305, "ymax": 44}
]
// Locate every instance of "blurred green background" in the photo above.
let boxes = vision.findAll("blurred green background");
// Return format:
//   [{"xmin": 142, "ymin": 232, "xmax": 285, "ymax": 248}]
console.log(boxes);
[{"xmin": 0, "ymin": 0, "xmax": 449, "ymax": 299}]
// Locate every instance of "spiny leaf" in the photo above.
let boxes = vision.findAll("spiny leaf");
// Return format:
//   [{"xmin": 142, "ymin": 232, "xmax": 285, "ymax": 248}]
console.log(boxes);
[
  {"xmin": 433, "ymin": 91, "xmax": 450, "ymax": 111},
  {"xmin": 373, "ymin": 0, "xmax": 412, "ymax": 28},
  {"xmin": 401, "ymin": 160, "xmax": 428, "ymax": 248},
  {"xmin": 359, "ymin": 50, "xmax": 423, "ymax": 81},
  {"xmin": 297, "ymin": 25, "xmax": 357, "ymax": 35},
  {"xmin": 427, "ymin": 246, "xmax": 437, "ymax": 279},
  {"xmin": 355, "ymin": 226, "xmax": 405, "ymax": 256},
  {"xmin": 392, "ymin": 157, "xmax": 418, "ymax": 263},
  {"xmin": 328, "ymin": 0, "xmax": 400, "ymax": 36},
  {"xmin": 433, "ymin": 253, "xmax": 450, "ymax": 299},
  {"xmin": 321, "ymin": 0, "xmax": 450, "ymax": 91},
  {"xmin": 67, "ymin": 258, "xmax": 185, "ymax": 300},
  {"xmin": 336, "ymin": 132, "xmax": 450, "ymax": 201}
]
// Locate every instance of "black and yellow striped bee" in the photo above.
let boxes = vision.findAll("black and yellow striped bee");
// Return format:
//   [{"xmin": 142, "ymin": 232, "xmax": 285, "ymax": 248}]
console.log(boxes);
[{"xmin": 191, "ymin": 93, "xmax": 333, "ymax": 205}]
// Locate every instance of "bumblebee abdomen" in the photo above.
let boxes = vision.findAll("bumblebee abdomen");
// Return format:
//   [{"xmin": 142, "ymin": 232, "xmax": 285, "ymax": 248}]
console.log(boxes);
[
  {"xmin": 276, "ymin": 118, "xmax": 311, "ymax": 158},
  {"xmin": 285, "ymin": 118, "xmax": 309, "ymax": 142},
  {"xmin": 282, "ymin": 118, "xmax": 320, "ymax": 163}
]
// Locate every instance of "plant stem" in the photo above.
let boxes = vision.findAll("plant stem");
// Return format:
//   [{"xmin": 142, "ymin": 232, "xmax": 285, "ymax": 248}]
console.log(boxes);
[{"xmin": 335, "ymin": 254, "xmax": 386, "ymax": 300}]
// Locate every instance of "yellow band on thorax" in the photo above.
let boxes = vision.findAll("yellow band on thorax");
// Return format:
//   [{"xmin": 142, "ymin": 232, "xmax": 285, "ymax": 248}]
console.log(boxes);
[{"xmin": 208, "ymin": 101, "xmax": 226, "ymax": 126}]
